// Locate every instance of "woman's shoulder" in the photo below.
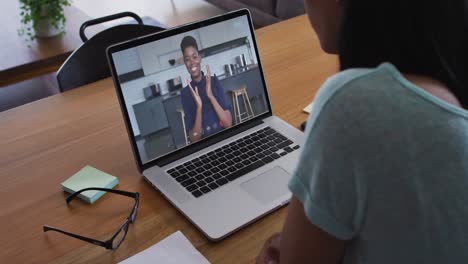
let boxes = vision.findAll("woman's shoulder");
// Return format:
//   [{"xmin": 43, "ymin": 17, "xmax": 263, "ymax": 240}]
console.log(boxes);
[
  {"xmin": 180, "ymin": 85, "xmax": 194, "ymax": 102},
  {"xmin": 181, "ymin": 85, "xmax": 190, "ymax": 95},
  {"xmin": 312, "ymin": 63, "xmax": 398, "ymax": 114},
  {"xmin": 211, "ymin": 75, "xmax": 221, "ymax": 83},
  {"xmin": 306, "ymin": 63, "xmax": 416, "ymax": 139}
]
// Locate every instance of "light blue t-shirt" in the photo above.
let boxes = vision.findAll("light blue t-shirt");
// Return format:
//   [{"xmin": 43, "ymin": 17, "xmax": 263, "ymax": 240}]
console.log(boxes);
[{"xmin": 289, "ymin": 63, "xmax": 468, "ymax": 263}]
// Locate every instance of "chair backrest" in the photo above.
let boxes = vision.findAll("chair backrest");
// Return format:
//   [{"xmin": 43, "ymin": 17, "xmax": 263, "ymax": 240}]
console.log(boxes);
[{"xmin": 57, "ymin": 12, "xmax": 164, "ymax": 92}]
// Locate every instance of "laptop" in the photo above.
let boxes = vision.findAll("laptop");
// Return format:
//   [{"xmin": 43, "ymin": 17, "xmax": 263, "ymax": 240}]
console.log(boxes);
[{"xmin": 107, "ymin": 9, "xmax": 305, "ymax": 240}]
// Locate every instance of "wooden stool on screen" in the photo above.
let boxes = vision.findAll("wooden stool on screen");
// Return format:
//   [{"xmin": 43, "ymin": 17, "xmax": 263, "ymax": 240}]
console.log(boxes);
[
  {"xmin": 176, "ymin": 108, "xmax": 190, "ymax": 145},
  {"xmin": 230, "ymin": 85, "xmax": 254, "ymax": 125}
]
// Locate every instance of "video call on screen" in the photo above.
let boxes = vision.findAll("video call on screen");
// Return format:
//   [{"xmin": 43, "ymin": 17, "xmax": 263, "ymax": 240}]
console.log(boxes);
[{"xmin": 112, "ymin": 16, "xmax": 269, "ymax": 164}]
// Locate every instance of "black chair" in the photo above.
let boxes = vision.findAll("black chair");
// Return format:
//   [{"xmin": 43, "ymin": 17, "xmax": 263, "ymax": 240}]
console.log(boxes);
[
  {"xmin": 0, "ymin": 73, "xmax": 59, "ymax": 112},
  {"xmin": 56, "ymin": 12, "xmax": 165, "ymax": 92}
]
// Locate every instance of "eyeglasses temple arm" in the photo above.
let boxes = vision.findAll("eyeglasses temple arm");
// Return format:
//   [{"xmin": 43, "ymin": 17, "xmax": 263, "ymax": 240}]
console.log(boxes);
[
  {"xmin": 66, "ymin": 188, "xmax": 138, "ymax": 204},
  {"xmin": 43, "ymin": 225, "xmax": 110, "ymax": 249}
]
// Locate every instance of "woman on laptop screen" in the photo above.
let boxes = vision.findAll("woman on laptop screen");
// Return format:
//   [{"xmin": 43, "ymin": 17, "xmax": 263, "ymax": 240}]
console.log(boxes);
[
  {"xmin": 257, "ymin": 0, "xmax": 468, "ymax": 263},
  {"xmin": 180, "ymin": 36, "xmax": 232, "ymax": 144}
]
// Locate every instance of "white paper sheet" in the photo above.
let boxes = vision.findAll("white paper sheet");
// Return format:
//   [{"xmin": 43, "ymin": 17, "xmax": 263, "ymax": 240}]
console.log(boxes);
[
  {"xmin": 119, "ymin": 231, "xmax": 210, "ymax": 264},
  {"xmin": 303, "ymin": 102, "xmax": 314, "ymax": 114}
]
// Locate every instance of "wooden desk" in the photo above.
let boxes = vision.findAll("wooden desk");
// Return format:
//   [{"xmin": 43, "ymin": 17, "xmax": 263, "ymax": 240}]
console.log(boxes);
[{"xmin": 0, "ymin": 15, "xmax": 337, "ymax": 263}]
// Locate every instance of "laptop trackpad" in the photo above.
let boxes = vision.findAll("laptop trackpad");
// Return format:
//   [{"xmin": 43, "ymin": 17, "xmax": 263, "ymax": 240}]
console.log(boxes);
[{"xmin": 240, "ymin": 166, "xmax": 291, "ymax": 205}]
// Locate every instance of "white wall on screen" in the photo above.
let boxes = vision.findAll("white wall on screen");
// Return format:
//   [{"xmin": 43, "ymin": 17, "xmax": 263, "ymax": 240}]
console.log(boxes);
[
  {"xmin": 122, "ymin": 45, "xmax": 255, "ymax": 137},
  {"xmin": 112, "ymin": 16, "xmax": 257, "ymax": 77},
  {"xmin": 112, "ymin": 48, "xmax": 143, "ymax": 75},
  {"xmin": 137, "ymin": 30, "xmax": 201, "ymax": 76},
  {"xmin": 116, "ymin": 15, "xmax": 259, "ymax": 136},
  {"xmin": 137, "ymin": 17, "xmax": 257, "ymax": 77},
  {"xmin": 198, "ymin": 16, "xmax": 253, "ymax": 50}
]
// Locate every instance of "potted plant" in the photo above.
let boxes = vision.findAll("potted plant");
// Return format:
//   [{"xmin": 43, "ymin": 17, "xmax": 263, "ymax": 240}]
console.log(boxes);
[{"xmin": 18, "ymin": 0, "xmax": 72, "ymax": 41}]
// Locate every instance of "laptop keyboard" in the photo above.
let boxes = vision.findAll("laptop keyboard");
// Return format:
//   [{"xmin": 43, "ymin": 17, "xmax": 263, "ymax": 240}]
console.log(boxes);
[{"xmin": 166, "ymin": 126, "xmax": 300, "ymax": 198}]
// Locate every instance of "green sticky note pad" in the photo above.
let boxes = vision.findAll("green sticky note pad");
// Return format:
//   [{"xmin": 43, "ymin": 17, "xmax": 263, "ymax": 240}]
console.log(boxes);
[{"xmin": 61, "ymin": 166, "xmax": 119, "ymax": 203}]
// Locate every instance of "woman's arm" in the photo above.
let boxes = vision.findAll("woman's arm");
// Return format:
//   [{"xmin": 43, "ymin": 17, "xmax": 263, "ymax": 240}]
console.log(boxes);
[
  {"xmin": 257, "ymin": 196, "xmax": 345, "ymax": 264},
  {"xmin": 189, "ymin": 107, "xmax": 203, "ymax": 143},
  {"xmin": 208, "ymin": 95, "xmax": 232, "ymax": 128},
  {"xmin": 186, "ymin": 81, "xmax": 203, "ymax": 143},
  {"xmin": 205, "ymin": 65, "xmax": 232, "ymax": 128}
]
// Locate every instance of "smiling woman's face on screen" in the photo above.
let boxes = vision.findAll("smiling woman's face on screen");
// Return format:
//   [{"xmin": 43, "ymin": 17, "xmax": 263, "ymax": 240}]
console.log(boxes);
[{"xmin": 183, "ymin": 46, "xmax": 202, "ymax": 81}]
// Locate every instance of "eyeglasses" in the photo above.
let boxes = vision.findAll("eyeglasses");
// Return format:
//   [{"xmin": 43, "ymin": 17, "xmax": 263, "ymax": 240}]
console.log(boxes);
[{"xmin": 43, "ymin": 188, "xmax": 139, "ymax": 250}]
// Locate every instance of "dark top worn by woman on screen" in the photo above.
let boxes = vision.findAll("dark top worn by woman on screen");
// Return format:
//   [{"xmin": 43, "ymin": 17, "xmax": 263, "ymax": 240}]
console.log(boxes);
[
  {"xmin": 180, "ymin": 35, "xmax": 232, "ymax": 144},
  {"xmin": 181, "ymin": 72, "xmax": 229, "ymax": 140}
]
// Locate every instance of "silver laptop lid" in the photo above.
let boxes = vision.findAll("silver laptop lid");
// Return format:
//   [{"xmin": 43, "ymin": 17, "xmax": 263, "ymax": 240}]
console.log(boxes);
[{"xmin": 107, "ymin": 9, "xmax": 273, "ymax": 171}]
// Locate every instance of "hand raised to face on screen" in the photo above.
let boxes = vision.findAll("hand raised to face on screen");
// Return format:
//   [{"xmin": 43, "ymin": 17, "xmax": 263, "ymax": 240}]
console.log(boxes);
[
  {"xmin": 187, "ymin": 80, "xmax": 202, "ymax": 110},
  {"xmin": 205, "ymin": 64, "xmax": 214, "ymax": 99}
]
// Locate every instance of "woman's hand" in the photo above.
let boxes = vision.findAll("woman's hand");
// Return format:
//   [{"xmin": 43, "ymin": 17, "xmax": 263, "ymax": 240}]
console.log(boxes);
[
  {"xmin": 256, "ymin": 233, "xmax": 281, "ymax": 264},
  {"xmin": 187, "ymin": 80, "xmax": 202, "ymax": 110},
  {"xmin": 205, "ymin": 64, "xmax": 214, "ymax": 99}
]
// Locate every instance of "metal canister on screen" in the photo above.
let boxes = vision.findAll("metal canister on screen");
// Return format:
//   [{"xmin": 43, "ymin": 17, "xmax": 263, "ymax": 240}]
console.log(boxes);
[
  {"xmin": 241, "ymin": 53, "xmax": 247, "ymax": 69},
  {"xmin": 224, "ymin": 64, "xmax": 233, "ymax": 76},
  {"xmin": 230, "ymin": 64, "xmax": 236, "ymax": 74},
  {"xmin": 236, "ymin": 53, "xmax": 248, "ymax": 72}
]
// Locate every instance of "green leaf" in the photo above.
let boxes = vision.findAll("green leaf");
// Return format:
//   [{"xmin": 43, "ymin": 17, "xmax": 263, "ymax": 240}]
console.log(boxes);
[{"xmin": 17, "ymin": 0, "xmax": 72, "ymax": 44}]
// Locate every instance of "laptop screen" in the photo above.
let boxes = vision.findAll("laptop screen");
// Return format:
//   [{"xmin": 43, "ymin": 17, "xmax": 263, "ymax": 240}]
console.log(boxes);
[{"xmin": 110, "ymin": 14, "xmax": 269, "ymax": 165}]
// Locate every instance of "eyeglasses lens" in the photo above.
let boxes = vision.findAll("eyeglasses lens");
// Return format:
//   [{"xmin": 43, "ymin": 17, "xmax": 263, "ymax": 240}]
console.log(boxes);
[
  {"xmin": 130, "ymin": 201, "xmax": 139, "ymax": 222},
  {"xmin": 112, "ymin": 225, "xmax": 128, "ymax": 249}
]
